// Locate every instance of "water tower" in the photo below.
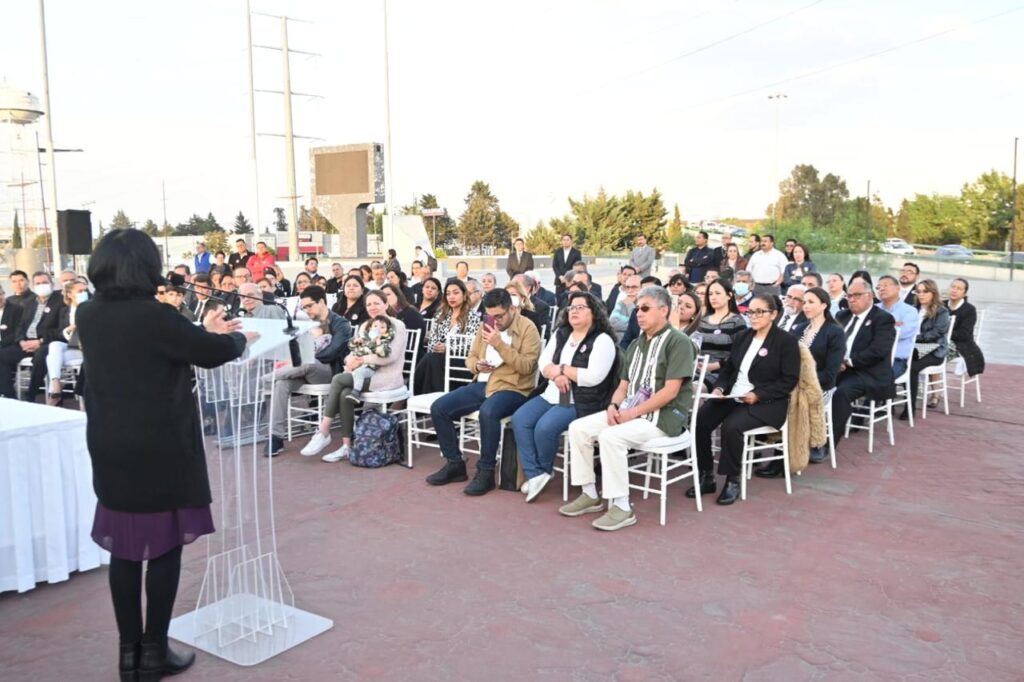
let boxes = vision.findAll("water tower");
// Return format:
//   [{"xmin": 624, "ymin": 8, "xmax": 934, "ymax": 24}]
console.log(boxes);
[
  {"xmin": 0, "ymin": 86, "xmax": 44, "ymax": 262},
  {"xmin": 0, "ymin": 86, "xmax": 44, "ymax": 125}
]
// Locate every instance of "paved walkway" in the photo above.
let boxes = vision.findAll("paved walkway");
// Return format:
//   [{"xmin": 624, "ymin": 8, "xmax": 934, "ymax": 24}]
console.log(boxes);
[{"xmin": 2, "ymin": 366, "xmax": 1022, "ymax": 681}]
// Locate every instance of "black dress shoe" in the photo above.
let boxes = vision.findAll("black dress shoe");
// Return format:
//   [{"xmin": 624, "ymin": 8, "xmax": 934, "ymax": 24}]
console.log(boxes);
[
  {"xmin": 425, "ymin": 460, "xmax": 468, "ymax": 486},
  {"xmin": 898, "ymin": 408, "xmax": 910, "ymax": 421},
  {"xmin": 754, "ymin": 460, "xmax": 785, "ymax": 478},
  {"xmin": 463, "ymin": 469, "xmax": 496, "ymax": 496},
  {"xmin": 119, "ymin": 641, "xmax": 140, "ymax": 682},
  {"xmin": 809, "ymin": 446, "xmax": 828, "ymax": 464},
  {"xmin": 264, "ymin": 435, "xmax": 284, "ymax": 458},
  {"xmin": 685, "ymin": 473, "xmax": 717, "ymax": 498},
  {"xmin": 138, "ymin": 636, "xmax": 195, "ymax": 682},
  {"xmin": 716, "ymin": 478, "xmax": 740, "ymax": 505}
]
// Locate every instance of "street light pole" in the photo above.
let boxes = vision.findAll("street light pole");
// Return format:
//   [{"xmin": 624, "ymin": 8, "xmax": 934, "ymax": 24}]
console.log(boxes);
[
  {"xmin": 37, "ymin": 0, "xmax": 61, "ymax": 269},
  {"xmin": 382, "ymin": 0, "xmax": 395, "ymax": 252},
  {"xmin": 768, "ymin": 93, "xmax": 787, "ymax": 226}
]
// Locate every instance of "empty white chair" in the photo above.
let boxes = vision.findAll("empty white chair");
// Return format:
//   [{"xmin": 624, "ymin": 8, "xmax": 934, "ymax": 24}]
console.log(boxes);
[{"xmin": 739, "ymin": 418, "xmax": 791, "ymax": 501}]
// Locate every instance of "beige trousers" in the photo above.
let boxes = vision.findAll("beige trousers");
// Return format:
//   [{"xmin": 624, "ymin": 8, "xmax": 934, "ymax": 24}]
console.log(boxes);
[{"xmin": 568, "ymin": 411, "xmax": 667, "ymax": 500}]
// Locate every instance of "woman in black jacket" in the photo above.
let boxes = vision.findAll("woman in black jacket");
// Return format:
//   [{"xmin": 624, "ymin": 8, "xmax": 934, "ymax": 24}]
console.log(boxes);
[
  {"xmin": 688, "ymin": 293, "xmax": 801, "ymax": 506},
  {"xmin": 945, "ymin": 277, "xmax": 985, "ymax": 377},
  {"xmin": 78, "ymin": 230, "xmax": 253, "ymax": 682},
  {"xmin": 382, "ymin": 283, "xmax": 425, "ymax": 350},
  {"xmin": 332, "ymin": 275, "xmax": 369, "ymax": 329},
  {"xmin": 791, "ymin": 286, "xmax": 844, "ymax": 463}
]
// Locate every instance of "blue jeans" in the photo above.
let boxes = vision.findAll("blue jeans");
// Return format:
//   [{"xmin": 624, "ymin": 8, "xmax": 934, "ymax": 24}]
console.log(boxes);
[
  {"xmin": 511, "ymin": 395, "xmax": 577, "ymax": 479},
  {"xmin": 892, "ymin": 357, "xmax": 908, "ymax": 381},
  {"xmin": 431, "ymin": 382, "xmax": 528, "ymax": 471}
]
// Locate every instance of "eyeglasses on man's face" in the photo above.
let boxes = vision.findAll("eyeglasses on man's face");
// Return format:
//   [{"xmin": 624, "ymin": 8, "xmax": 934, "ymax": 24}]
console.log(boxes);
[{"xmin": 300, "ymin": 302, "xmax": 317, "ymax": 312}]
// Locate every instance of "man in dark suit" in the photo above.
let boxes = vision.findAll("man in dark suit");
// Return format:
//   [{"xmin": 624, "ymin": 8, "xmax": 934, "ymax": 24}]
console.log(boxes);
[
  {"xmin": 552, "ymin": 234, "xmax": 582, "ymax": 294},
  {"xmin": 0, "ymin": 287, "xmax": 24, "ymax": 349},
  {"xmin": 898, "ymin": 262, "xmax": 919, "ymax": 307},
  {"xmin": 684, "ymin": 231, "xmax": 715, "ymax": 284},
  {"xmin": 605, "ymin": 265, "xmax": 636, "ymax": 312},
  {"xmin": 0, "ymin": 272, "xmax": 66, "ymax": 400},
  {"xmin": 830, "ymin": 278, "xmax": 897, "ymax": 444},
  {"xmin": 506, "ymin": 238, "xmax": 534, "ymax": 279}
]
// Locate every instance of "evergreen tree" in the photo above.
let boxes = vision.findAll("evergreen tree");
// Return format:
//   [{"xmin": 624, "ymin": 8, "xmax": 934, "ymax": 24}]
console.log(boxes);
[
  {"xmin": 273, "ymin": 207, "xmax": 287, "ymax": 232},
  {"xmin": 141, "ymin": 219, "xmax": 159, "ymax": 236},
  {"xmin": 12, "ymin": 210, "xmax": 22, "ymax": 248},
  {"xmin": 667, "ymin": 203, "xmax": 683, "ymax": 244},
  {"xmin": 110, "ymin": 209, "xmax": 134, "ymax": 230},
  {"xmin": 234, "ymin": 211, "xmax": 253, "ymax": 235}
]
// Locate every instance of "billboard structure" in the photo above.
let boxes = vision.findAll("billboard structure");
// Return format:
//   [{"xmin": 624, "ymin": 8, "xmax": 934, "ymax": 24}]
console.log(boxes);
[{"xmin": 310, "ymin": 143, "xmax": 384, "ymax": 258}]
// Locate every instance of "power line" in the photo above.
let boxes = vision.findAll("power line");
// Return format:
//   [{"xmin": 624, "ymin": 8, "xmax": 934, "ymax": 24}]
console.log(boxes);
[
  {"xmin": 584, "ymin": 0, "xmax": 827, "ymax": 93},
  {"xmin": 690, "ymin": 4, "xmax": 1024, "ymax": 110}
]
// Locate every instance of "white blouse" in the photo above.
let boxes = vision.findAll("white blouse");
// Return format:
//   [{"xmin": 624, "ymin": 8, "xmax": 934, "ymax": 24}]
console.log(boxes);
[
  {"xmin": 539, "ymin": 332, "xmax": 617, "ymax": 405},
  {"xmin": 730, "ymin": 336, "xmax": 765, "ymax": 397}
]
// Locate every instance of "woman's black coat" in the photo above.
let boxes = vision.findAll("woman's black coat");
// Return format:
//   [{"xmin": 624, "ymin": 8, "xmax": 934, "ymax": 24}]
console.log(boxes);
[{"xmin": 713, "ymin": 324, "xmax": 801, "ymax": 426}]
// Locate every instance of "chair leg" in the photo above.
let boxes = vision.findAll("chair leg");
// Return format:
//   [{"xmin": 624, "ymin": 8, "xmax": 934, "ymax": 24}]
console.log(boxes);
[
  {"xmin": 975, "ymin": 376, "xmax": 981, "ymax": 403},
  {"xmin": 739, "ymin": 437, "xmax": 749, "ymax": 501},
  {"xmin": 659, "ymin": 451, "xmax": 667, "ymax": 526},
  {"xmin": 691, "ymin": 450, "xmax": 703, "ymax": 513},
  {"xmin": 866, "ymin": 403, "xmax": 875, "ymax": 453},
  {"xmin": 562, "ymin": 438, "xmax": 570, "ymax": 502},
  {"xmin": 941, "ymin": 376, "xmax": 949, "ymax": 415},
  {"xmin": 642, "ymin": 454, "xmax": 653, "ymax": 500},
  {"xmin": 885, "ymin": 401, "xmax": 894, "ymax": 446}
]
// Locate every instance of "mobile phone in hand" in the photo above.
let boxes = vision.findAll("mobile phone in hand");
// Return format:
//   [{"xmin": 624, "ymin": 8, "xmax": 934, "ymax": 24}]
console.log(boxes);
[{"xmin": 483, "ymin": 314, "xmax": 496, "ymax": 329}]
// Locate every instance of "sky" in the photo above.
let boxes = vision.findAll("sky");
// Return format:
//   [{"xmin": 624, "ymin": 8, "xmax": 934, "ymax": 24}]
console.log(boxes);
[{"xmin": 0, "ymin": 0, "xmax": 1021, "ymax": 236}]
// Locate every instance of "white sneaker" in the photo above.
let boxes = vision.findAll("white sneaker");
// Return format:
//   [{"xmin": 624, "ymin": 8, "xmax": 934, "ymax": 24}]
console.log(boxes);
[
  {"xmin": 321, "ymin": 444, "xmax": 351, "ymax": 463},
  {"xmin": 520, "ymin": 481, "xmax": 529, "ymax": 494},
  {"xmin": 300, "ymin": 431, "xmax": 331, "ymax": 456},
  {"xmin": 525, "ymin": 473, "xmax": 552, "ymax": 503}
]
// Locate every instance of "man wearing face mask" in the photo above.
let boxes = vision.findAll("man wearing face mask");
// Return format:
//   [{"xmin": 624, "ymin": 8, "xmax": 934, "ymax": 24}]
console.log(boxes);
[
  {"xmin": 0, "ymin": 271, "xmax": 67, "ymax": 400},
  {"xmin": 733, "ymin": 271, "xmax": 754, "ymax": 313}
]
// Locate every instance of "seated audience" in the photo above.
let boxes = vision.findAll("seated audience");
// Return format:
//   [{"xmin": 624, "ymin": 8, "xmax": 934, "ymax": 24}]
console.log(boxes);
[
  {"xmin": 899, "ymin": 262, "xmax": 920, "ymax": 306},
  {"xmin": 0, "ymin": 271, "xmax": 65, "ymax": 401},
  {"xmin": 801, "ymin": 271, "xmax": 823, "ymax": 289},
  {"xmin": 690, "ymin": 293, "xmax": 801, "ymax": 504},
  {"xmin": 830, "ymin": 278, "xmax": 897, "ymax": 446},
  {"xmin": 563, "ymin": 286, "xmax": 695, "ymax": 530},
  {"xmin": 791, "ymin": 286, "xmax": 845, "ymax": 462},
  {"xmin": 0, "ymin": 285, "xmax": 25, "ymax": 350},
  {"xmin": 512, "ymin": 292, "xmax": 619, "ymax": 501},
  {"xmin": 609, "ymin": 274, "xmax": 641, "ymax": 342},
  {"xmin": 902, "ymin": 278, "xmax": 950, "ymax": 419},
  {"xmin": 381, "ymin": 283, "xmax": 425, "ymax": 348},
  {"xmin": 300, "ymin": 291, "xmax": 408, "ymax": 462},
  {"xmin": 293, "ymin": 272, "xmax": 312, "ymax": 297},
  {"xmin": 944, "ymin": 277, "xmax": 985, "ymax": 378},
  {"xmin": 777, "ymin": 285, "xmax": 807, "ymax": 332},
  {"xmin": 721, "ymin": 243, "xmax": 747, "ymax": 272},
  {"xmin": 696, "ymin": 278, "xmax": 747, "ymax": 386},
  {"xmin": 826, "ymin": 272, "xmax": 848, "ymax": 315},
  {"xmin": 386, "ymin": 269, "xmax": 415, "ymax": 302},
  {"xmin": 5, "ymin": 270, "xmax": 33, "ymax": 309},
  {"xmin": 876, "ymin": 275, "xmax": 919, "ymax": 379},
  {"xmin": 733, "ymin": 270, "xmax": 754, "ymax": 313},
  {"xmin": 268, "ymin": 265, "xmax": 291, "ymax": 297},
  {"xmin": 782, "ymin": 244, "xmax": 816, "ymax": 292},
  {"xmin": 332, "ymin": 275, "xmax": 370, "ymax": 328},
  {"xmin": 604, "ymin": 265, "xmax": 636, "ymax": 312},
  {"xmin": 413, "ymin": 279, "xmax": 482, "ymax": 395},
  {"xmin": 45, "ymin": 278, "xmax": 89, "ymax": 405},
  {"xmin": 164, "ymin": 285, "xmax": 195, "ymax": 322},
  {"xmin": 669, "ymin": 290, "xmax": 703, "ymax": 339},
  {"xmin": 667, "ymin": 273, "xmax": 689, "ymax": 299},
  {"xmin": 265, "ymin": 286, "xmax": 352, "ymax": 457},
  {"xmin": 504, "ymin": 279, "xmax": 544, "ymax": 335},
  {"xmin": 426, "ymin": 289, "xmax": 542, "ymax": 495},
  {"xmin": 237, "ymin": 282, "xmax": 286, "ymax": 319}
]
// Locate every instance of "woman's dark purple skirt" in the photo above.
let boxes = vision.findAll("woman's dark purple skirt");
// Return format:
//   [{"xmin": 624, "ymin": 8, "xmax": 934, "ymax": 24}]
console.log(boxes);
[{"xmin": 92, "ymin": 503, "xmax": 215, "ymax": 562}]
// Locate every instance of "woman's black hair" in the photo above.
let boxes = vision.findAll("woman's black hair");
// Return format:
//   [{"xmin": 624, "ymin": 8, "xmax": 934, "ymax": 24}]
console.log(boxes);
[
  {"xmin": 381, "ymin": 283, "xmax": 413, "ymax": 312},
  {"xmin": 420, "ymin": 277, "xmax": 442, "ymax": 300},
  {"xmin": 678, "ymin": 290, "xmax": 702, "ymax": 336},
  {"xmin": 554, "ymin": 291, "xmax": 615, "ymax": 338},
  {"xmin": 88, "ymin": 229, "xmax": 163, "ymax": 299},
  {"xmin": 387, "ymin": 269, "xmax": 408, "ymax": 286},
  {"xmin": 703, "ymin": 277, "xmax": 740, "ymax": 315},
  {"xmin": 294, "ymin": 271, "xmax": 313, "ymax": 286},
  {"xmin": 752, "ymin": 293, "xmax": 783, "ymax": 313},
  {"xmin": 803, "ymin": 286, "xmax": 836, "ymax": 325},
  {"xmin": 829, "ymin": 272, "xmax": 847, "ymax": 293},
  {"xmin": 333, "ymin": 274, "xmax": 367, "ymax": 315},
  {"xmin": 952, "ymin": 277, "xmax": 970, "ymax": 292},
  {"xmin": 792, "ymin": 243, "xmax": 811, "ymax": 262}
]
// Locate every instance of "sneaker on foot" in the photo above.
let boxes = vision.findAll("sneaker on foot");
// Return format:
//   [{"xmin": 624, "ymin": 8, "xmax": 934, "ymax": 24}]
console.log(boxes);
[
  {"xmin": 592, "ymin": 506, "xmax": 637, "ymax": 531},
  {"xmin": 345, "ymin": 392, "xmax": 362, "ymax": 404},
  {"xmin": 520, "ymin": 481, "xmax": 529, "ymax": 494},
  {"xmin": 525, "ymin": 473, "xmax": 552, "ymax": 503},
  {"xmin": 426, "ymin": 460, "xmax": 468, "ymax": 486},
  {"xmin": 301, "ymin": 431, "xmax": 331, "ymax": 456},
  {"xmin": 558, "ymin": 493, "xmax": 604, "ymax": 517},
  {"xmin": 321, "ymin": 444, "xmax": 351, "ymax": 462},
  {"xmin": 264, "ymin": 435, "xmax": 284, "ymax": 458},
  {"xmin": 463, "ymin": 469, "xmax": 496, "ymax": 496}
]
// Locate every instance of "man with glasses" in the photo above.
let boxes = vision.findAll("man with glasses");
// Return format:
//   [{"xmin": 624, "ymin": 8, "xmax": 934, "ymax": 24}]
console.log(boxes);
[
  {"xmin": 605, "ymin": 264, "xmax": 636, "ymax": 312},
  {"xmin": 265, "ymin": 285, "xmax": 352, "ymax": 457},
  {"xmin": 426, "ymin": 288, "xmax": 541, "ymax": 495},
  {"xmin": 777, "ymin": 284, "xmax": 807, "ymax": 333},
  {"xmin": 563, "ymin": 286, "xmax": 694, "ymax": 531},
  {"xmin": 830, "ymin": 278, "xmax": 897, "ymax": 446},
  {"xmin": 898, "ymin": 262, "xmax": 920, "ymax": 307},
  {"xmin": 875, "ymin": 275, "xmax": 919, "ymax": 379},
  {"xmin": 609, "ymin": 274, "xmax": 641, "ymax": 342}
]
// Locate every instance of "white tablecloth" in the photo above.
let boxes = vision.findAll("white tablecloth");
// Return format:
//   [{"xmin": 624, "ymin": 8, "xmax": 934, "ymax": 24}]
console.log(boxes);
[{"xmin": 0, "ymin": 398, "xmax": 109, "ymax": 593}]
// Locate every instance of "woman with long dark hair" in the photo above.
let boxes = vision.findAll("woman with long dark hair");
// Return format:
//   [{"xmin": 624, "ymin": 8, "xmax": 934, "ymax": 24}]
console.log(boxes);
[
  {"xmin": 413, "ymin": 278, "xmax": 481, "ymax": 395},
  {"xmin": 417, "ymin": 277, "xmax": 442, "ymax": 318},
  {"xmin": 511, "ymin": 291, "xmax": 619, "ymax": 501},
  {"xmin": 904, "ymin": 278, "xmax": 951, "ymax": 418},
  {"xmin": 696, "ymin": 278, "xmax": 747, "ymax": 385},
  {"xmin": 381, "ymin": 283, "xmax": 425, "ymax": 347},
  {"xmin": 332, "ymin": 274, "xmax": 369, "ymax": 328},
  {"xmin": 78, "ymin": 230, "xmax": 255, "ymax": 681}
]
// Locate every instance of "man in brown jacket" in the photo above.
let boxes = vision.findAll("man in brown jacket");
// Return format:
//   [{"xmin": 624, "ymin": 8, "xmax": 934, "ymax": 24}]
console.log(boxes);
[{"xmin": 426, "ymin": 288, "xmax": 541, "ymax": 495}]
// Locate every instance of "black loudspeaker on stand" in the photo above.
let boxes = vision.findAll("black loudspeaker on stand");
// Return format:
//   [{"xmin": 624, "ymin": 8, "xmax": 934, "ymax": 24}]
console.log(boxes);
[{"xmin": 57, "ymin": 209, "xmax": 93, "ymax": 255}]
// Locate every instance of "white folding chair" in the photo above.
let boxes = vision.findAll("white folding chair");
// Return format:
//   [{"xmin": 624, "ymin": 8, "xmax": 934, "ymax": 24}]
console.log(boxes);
[
  {"xmin": 890, "ymin": 327, "xmax": 920, "ymax": 428},
  {"xmin": 740, "ymin": 418, "xmax": 791, "ymax": 501},
  {"xmin": 845, "ymin": 333, "xmax": 899, "ymax": 453},
  {"xmin": 948, "ymin": 310, "xmax": 983, "ymax": 408},
  {"xmin": 286, "ymin": 383, "xmax": 333, "ymax": 441},
  {"xmin": 405, "ymin": 333, "xmax": 475, "ymax": 468},
  {"xmin": 920, "ymin": 322, "xmax": 956, "ymax": 419},
  {"xmin": 15, "ymin": 357, "xmax": 34, "ymax": 400},
  {"xmin": 360, "ymin": 328, "xmax": 421, "ymax": 410},
  {"xmin": 821, "ymin": 387, "xmax": 837, "ymax": 469},
  {"xmin": 623, "ymin": 353, "xmax": 710, "ymax": 524}
]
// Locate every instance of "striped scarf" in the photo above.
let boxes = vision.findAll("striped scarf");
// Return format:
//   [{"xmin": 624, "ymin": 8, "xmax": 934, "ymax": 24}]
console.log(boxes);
[{"xmin": 626, "ymin": 329, "xmax": 670, "ymax": 424}]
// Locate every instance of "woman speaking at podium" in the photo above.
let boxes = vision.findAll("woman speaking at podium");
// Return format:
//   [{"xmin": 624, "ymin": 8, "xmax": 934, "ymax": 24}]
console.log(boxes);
[{"xmin": 78, "ymin": 229, "xmax": 256, "ymax": 682}]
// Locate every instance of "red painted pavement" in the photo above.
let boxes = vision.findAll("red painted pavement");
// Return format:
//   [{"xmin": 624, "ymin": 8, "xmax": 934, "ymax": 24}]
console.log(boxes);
[{"xmin": 2, "ymin": 365, "xmax": 1022, "ymax": 681}]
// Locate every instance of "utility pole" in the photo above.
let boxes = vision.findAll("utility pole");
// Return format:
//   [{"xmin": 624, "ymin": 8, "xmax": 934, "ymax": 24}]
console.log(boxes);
[
  {"xmin": 768, "ymin": 93, "xmax": 787, "ymax": 226},
  {"xmin": 1011, "ymin": 136, "xmax": 1019, "ymax": 281},
  {"xmin": 382, "ymin": 0, "xmax": 395, "ymax": 251},
  {"xmin": 280, "ymin": 17, "xmax": 300, "ymax": 264},
  {"xmin": 37, "ymin": 0, "xmax": 61, "ymax": 269},
  {"xmin": 245, "ymin": 0, "xmax": 262, "ymax": 235}
]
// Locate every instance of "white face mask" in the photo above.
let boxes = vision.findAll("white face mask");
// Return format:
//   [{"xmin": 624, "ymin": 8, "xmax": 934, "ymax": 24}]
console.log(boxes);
[
  {"xmin": 510, "ymin": 294, "xmax": 521, "ymax": 308},
  {"xmin": 733, "ymin": 282, "xmax": 750, "ymax": 297},
  {"xmin": 75, "ymin": 291, "xmax": 89, "ymax": 304},
  {"xmin": 33, "ymin": 284, "xmax": 53, "ymax": 298},
  {"xmin": 368, "ymin": 328, "xmax": 381, "ymax": 339}
]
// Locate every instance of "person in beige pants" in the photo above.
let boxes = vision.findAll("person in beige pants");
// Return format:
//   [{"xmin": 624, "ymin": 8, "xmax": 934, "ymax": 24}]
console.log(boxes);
[{"xmin": 563, "ymin": 286, "xmax": 695, "ymax": 532}]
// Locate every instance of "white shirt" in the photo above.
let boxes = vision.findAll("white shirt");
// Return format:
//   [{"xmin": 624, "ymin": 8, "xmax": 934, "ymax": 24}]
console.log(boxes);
[
  {"xmin": 731, "ymin": 337, "xmax": 765, "ymax": 397},
  {"xmin": 366, "ymin": 281, "xmax": 382, "ymax": 291},
  {"xmin": 538, "ymin": 332, "xmax": 616, "ymax": 404},
  {"xmin": 478, "ymin": 330, "xmax": 512, "ymax": 382},
  {"xmin": 747, "ymin": 248, "xmax": 789, "ymax": 284},
  {"xmin": 843, "ymin": 311, "xmax": 868, "ymax": 363},
  {"xmin": 0, "ymin": 305, "xmax": 7, "ymax": 342}
]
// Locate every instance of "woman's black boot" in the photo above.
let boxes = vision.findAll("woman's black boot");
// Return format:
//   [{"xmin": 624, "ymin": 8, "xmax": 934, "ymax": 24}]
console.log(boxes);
[
  {"xmin": 119, "ymin": 641, "xmax": 140, "ymax": 682},
  {"xmin": 138, "ymin": 636, "xmax": 195, "ymax": 681}
]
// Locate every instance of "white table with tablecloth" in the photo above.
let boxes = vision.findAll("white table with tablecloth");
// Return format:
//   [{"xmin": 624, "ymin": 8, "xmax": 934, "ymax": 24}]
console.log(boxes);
[{"xmin": 0, "ymin": 398, "xmax": 108, "ymax": 593}]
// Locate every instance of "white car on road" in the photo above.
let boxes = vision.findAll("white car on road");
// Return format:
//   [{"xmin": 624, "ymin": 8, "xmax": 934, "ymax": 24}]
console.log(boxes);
[{"xmin": 883, "ymin": 238, "xmax": 916, "ymax": 255}]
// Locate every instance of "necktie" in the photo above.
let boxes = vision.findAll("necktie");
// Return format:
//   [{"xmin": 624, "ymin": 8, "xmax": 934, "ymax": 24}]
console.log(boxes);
[{"xmin": 780, "ymin": 314, "xmax": 791, "ymax": 329}]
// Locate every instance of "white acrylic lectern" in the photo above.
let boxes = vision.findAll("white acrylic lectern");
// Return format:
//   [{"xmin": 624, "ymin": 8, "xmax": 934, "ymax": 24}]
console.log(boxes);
[{"xmin": 169, "ymin": 318, "xmax": 333, "ymax": 666}]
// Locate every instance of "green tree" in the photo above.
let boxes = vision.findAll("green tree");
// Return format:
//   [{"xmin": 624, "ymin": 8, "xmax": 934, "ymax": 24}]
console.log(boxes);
[
  {"xmin": 557, "ymin": 187, "xmax": 667, "ymax": 253},
  {"xmin": 901, "ymin": 194, "xmax": 967, "ymax": 245},
  {"xmin": 12, "ymin": 210, "xmax": 22, "ymax": 249},
  {"xmin": 895, "ymin": 200, "xmax": 912, "ymax": 241},
  {"xmin": 204, "ymin": 212, "xmax": 222, "ymax": 233},
  {"xmin": 526, "ymin": 220, "xmax": 561, "ymax": 254},
  {"xmin": 666, "ymin": 203, "xmax": 683, "ymax": 245},
  {"xmin": 960, "ymin": 170, "xmax": 1014, "ymax": 249},
  {"xmin": 205, "ymin": 230, "xmax": 229, "ymax": 254},
  {"xmin": 110, "ymin": 209, "xmax": 134, "ymax": 230},
  {"xmin": 298, "ymin": 205, "xmax": 336, "ymax": 234},
  {"xmin": 234, "ymin": 211, "xmax": 253, "ymax": 235},
  {"xmin": 458, "ymin": 181, "xmax": 504, "ymax": 252},
  {"xmin": 768, "ymin": 164, "xmax": 850, "ymax": 228},
  {"xmin": 273, "ymin": 207, "xmax": 287, "ymax": 232},
  {"xmin": 141, "ymin": 219, "xmax": 159, "ymax": 236}
]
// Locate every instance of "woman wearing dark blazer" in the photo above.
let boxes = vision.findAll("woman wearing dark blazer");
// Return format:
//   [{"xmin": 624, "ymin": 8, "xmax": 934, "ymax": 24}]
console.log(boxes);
[
  {"xmin": 688, "ymin": 294, "xmax": 801, "ymax": 506},
  {"xmin": 945, "ymin": 277, "xmax": 985, "ymax": 377},
  {"xmin": 382, "ymin": 283, "xmax": 425, "ymax": 351},
  {"xmin": 790, "ymin": 286, "xmax": 844, "ymax": 463},
  {"xmin": 77, "ymin": 230, "xmax": 253, "ymax": 681},
  {"xmin": 332, "ymin": 275, "xmax": 370, "ymax": 329}
]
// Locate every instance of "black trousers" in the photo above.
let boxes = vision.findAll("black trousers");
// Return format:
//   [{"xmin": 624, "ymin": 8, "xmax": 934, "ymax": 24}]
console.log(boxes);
[
  {"xmin": 695, "ymin": 399, "xmax": 775, "ymax": 478},
  {"xmin": 0, "ymin": 343, "xmax": 34, "ymax": 399},
  {"xmin": 108, "ymin": 545, "xmax": 183, "ymax": 645},
  {"xmin": 909, "ymin": 351, "xmax": 945, "ymax": 412},
  {"xmin": 831, "ymin": 371, "xmax": 871, "ymax": 443},
  {"xmin": 413, "ymin": 351, "xmax": 446, "ymax": 395}
]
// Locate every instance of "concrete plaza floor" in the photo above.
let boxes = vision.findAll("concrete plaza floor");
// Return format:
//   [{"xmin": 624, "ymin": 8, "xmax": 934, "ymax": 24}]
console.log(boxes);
[{"xmin": 2, "ymin": 362, "xmax": 1022, "ymax": 681}]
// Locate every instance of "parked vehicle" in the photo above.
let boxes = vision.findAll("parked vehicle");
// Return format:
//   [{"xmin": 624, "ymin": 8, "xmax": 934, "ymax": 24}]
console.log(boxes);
[
  {"xmin": 933, "ymin": 244, "xmax": 974, "ymax": 261},
  {"xmin": 882, "ymin": 238, "xmax": 916, "ymax": 255}
]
